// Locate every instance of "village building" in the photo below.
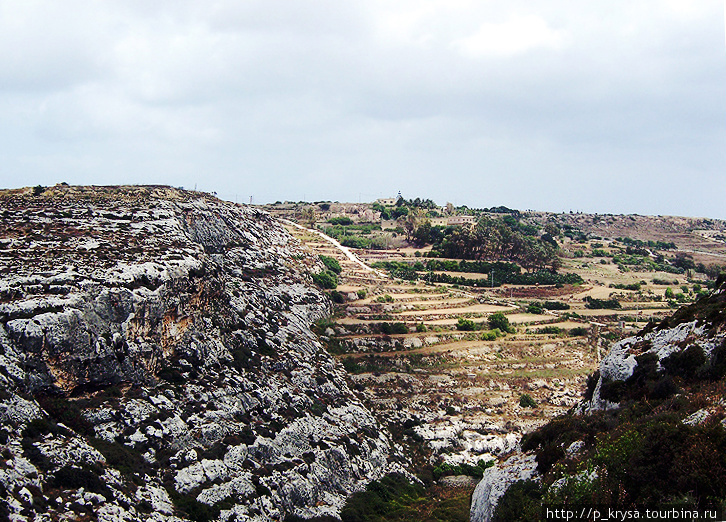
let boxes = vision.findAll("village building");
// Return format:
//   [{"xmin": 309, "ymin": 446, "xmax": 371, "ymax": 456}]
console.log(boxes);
[{"xmin": 447, "ymin": 215, "xmax": 477, "ymax": 226}]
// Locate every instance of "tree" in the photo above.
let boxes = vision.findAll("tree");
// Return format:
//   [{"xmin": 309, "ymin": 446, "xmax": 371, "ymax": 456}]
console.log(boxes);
[
  {"xmin": 488, "ymin": 312, "xmax": 512, "ymax": 333},
  {"xmin": 397, "ymin": 207, "xmax": 424, "ymax": 243},
  {"xmin": 301, "ymin": 207, "xmax": 316, "ymax": 228}
]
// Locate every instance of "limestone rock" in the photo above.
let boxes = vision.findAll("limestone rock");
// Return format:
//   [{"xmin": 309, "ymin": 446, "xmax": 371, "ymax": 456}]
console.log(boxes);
[
  {"xmin": 0, "ymin": 185, "xmax": 397, "ymax": 521},
  {"xmin": 470, "ymin": 453, "xmax": 539, "ymax": 522}
]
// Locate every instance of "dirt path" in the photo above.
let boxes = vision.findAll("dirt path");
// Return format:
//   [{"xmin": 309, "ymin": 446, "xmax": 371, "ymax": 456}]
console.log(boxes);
[{"xmin": 281, "ymin": 219, "xmax": 388, "ymax": 278}]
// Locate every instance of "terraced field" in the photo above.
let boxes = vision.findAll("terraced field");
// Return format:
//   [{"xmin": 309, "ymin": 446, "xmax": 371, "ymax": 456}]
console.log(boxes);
[{"xmin": 284, "ymin": 224, "xmax": 608, "ymax": 479}]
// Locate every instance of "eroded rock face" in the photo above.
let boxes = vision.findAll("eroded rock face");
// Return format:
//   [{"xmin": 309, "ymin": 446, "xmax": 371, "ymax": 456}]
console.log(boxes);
[
  {"xmin": 0, "ymin": 185, "xmax": 400, "ymax": 521},
  {"xmin": 469, "ymin": 280, "xmax": 726, "ymax": 522},
  {"xmin": 469, "ymin": 453, "xmax": 538, "ymax": 522}
]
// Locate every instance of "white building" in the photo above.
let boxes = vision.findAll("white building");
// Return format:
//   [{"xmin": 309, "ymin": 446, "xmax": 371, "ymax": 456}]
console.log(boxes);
[{"xmin": 447, "ymin": 215, "xmax": 477, "ymax": 226}]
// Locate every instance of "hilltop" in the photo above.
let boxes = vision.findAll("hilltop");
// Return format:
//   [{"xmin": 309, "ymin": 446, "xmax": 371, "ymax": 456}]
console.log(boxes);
[{"xmin": 0, "ymin": 185, "xmax": 404, "ymax": 521}]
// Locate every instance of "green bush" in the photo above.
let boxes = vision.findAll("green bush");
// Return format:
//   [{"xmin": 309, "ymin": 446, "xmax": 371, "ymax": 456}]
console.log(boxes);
[
  {"xmin": 527, "ymin": 303, "xmax": 543, "ymax": 314},
  {"xmin": 519, "ymin": 393, "xmax": 537, "ymax": 408},
  {"xmin": 542, "ymin": 301, "xmax": 570, "ymax": 310},
  {"xmin": 488, "ymin": 312, "xmax": 513, "ymax": 333},
  {"xmin": 329, "ymin": 217, "xmax": 353, "ymax": 226},
  {"xmin": 340, "ymin": 473, "xmax": 424, "ymax": 522},
  {"xmin": 391, "ymin": 322, "xmax": 409, "ymax": 334},
  {"xmin": 536, "ymin": 326, "xmax": 562, "ymax": 335},
  {"xmin": 492, "ymin": 479, "xmax": 542, "ymax": 522},
  {"xmin": 481, "ymin": 330, "xmax": 497, "ymax": 341},
  {"xmin": 320, "ymin": 255, "xmax": 342, "ymax": 274},
  {"xmin": 456, "ymin": 318, "xmax": 478, "ymax": 331},
  {"xmin": 330, "ymin": 291, "xmax": 346, "ymax": 303},
  {"xmin": 584, "ymin": 296, "xmax": 621, "ymax": 309},
  {"xmin": 313, "ymin": 270, "xmax": 338, "ymax": 289},
  {"xmin": 432, "ymin": 459, "xmax": 494, "ymax": 481}
]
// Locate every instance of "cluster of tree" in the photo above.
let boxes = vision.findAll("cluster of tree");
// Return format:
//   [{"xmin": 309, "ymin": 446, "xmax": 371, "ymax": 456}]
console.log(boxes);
[
  {"xmin": 584, "ymin": 296, "xmax": 622, "ymax": 309},
  {"xmin": 527, "ymin": 301, "xmax": 571, "ymax": 314},
  {"xmin": 372, "ymin": 260, "xmax": 583, "ymax": 287},
  {"xmin": 425, "ymin": 270, "xmax": 583, "ymax": 287},
  {"xmin": 426, "ymin": 259, "xmax": 520, "ymax": 274},
  {"xmin": 482, "ymin": 205, "xmax": 520, "ymax": 215},
  {"xmin": 397, "ymin": 196, "xmax": 439, "ymax": 209},
  {"xmin": 415, "ymin": 217, "xmax": 562, "ymax": 271},
  {"xmin": 618, "ymin": 237, "xmax": 677, "ymax": 250},
  {"xmin": 671, "ymin": 253, "xmax": 725, "ymax": 279}
]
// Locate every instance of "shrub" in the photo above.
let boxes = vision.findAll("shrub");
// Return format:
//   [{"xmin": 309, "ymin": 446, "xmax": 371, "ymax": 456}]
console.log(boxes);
[
  {"xmin": 584, "ymin": 296, "xmax": 621, "ymax": 309},
  {"xmin": 415, "ymin": 323, "xmax": 427, "ymax": 333},
  {"xmin": 456, "ymin": 318, "xmax": 477, "ymax": 331},
  {"xmin": 481, "ymin": 330, "xmax": 497, "ymax": 341},
  {"xmin": 320, "ymin": 255, "xmax": 342, "ymax": 274},
  {"xmin": 53, "ymin": 466, "xmax": 111, "ymax": 499},
  {"xmin": 488, "ymin": 312, "xmax": 513, "ymax": 333},
  {"xmin": 543, "ymin": 301, "xmax": 570, "ymax": 310},
  {"xmin": 537, "ymin": 326, "xmax": 562, "ymax": 335},
  {"xmin": 527, "ymin": 303, "xmax": 543, "ymax": 314},
  {"xmin": 340, "ymin": 473, "xmax": 424, "ymax": 522},
  {"xmin": 492, "ymin": 479, "xmax": 542, "ymax": 522},
  {"xmin": 312, "ymin": 270, "xmax": 338, "ymax": 289},
  {"xmin": 661, "ymin": 345, "xmax": 706, "ymax": 379},
  {"xmin": 357, "ymin": 289, "xmax": 367, "ymax": 299},
  {"xmin": 89, "ymin": 437, "xmax": 148, "ymax": 478},
  {"xmin": 519, "ymin": 393, "xmax": 537, "ymax": 408},
  {"xmin": 36, "ymin": 395, "xmax": 93, "ymax": 436},
  {"xmin": 391, "ymin": 322, "xmax": 409, "ymax": 334},
  {"xmin": 330, "ymin": 291, "xmax": 345, "ymax": 303}
]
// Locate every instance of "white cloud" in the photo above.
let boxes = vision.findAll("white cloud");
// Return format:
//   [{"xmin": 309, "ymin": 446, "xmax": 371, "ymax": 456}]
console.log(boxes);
[
  {"xmin": 451, "ymin": 14, "xmax": 566, "ymax": 57},
  {"xmin": 0, "ymin": 1, "xmax": 724, "ymax": 218}
]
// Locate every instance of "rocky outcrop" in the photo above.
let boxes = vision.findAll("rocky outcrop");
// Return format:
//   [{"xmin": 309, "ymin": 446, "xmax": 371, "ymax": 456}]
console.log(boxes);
[
  {"xmin": 0, "ymin": 185, "xmax": 401, "ymax": 521},
  {"xmin": 470, "ymin": 277, "xmax": 726, "ymax": 522},
  {"xmin": 469, "ymin": 453, "xmax": 538, "ymax": 522}
]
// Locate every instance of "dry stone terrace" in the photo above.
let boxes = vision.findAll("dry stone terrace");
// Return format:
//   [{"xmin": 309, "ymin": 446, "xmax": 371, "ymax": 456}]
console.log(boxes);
[{"xmin": 283, "ymin": 223, "xmax": 600, "ymax": 480}]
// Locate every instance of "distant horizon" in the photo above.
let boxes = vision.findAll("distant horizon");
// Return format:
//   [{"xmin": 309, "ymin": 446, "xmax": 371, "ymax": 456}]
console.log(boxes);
[
  {"xmin": 3, "ymin": 182, "xmax": 725, "ymax": 222},
  {"xmin": 1, "ymin": 3, "xmax": 724, "ymax": 222}
]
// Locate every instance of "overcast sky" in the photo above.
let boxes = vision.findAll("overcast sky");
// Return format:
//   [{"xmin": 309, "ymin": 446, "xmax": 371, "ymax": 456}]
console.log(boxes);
[{"xmin": 1, "ymin": 1, "xmax": 725, "ymax": 218}]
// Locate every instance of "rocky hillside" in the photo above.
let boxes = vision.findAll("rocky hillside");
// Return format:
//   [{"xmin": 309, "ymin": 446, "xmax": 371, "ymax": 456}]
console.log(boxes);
[
  {"xmin": 471, "ymin": 275, "xmax": 726, "ymax": 522},
  {"xmin": 0, "ymin": 185, "xmax": 402, "ymax": 521}
]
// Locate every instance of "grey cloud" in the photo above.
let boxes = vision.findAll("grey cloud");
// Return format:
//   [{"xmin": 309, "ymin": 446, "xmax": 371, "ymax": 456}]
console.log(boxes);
[{"xmin": 0, "ymin": 1, "xmax": 723, "ymax": 218}]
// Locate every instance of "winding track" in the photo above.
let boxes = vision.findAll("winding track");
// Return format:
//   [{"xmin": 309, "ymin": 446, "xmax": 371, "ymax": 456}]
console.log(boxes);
[{"xmin": 279, "ymin": 218, "xmax": 389, "ymax": 278}]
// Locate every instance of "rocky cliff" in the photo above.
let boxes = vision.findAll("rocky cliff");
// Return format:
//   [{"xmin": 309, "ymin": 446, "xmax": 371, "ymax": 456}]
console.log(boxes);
[
  {"xmin": 470, "ymin": 276, "xmax": 726, "ymax": 522},
  {"xmin": 0, "ymin": 185, "xmax": 401, "ymax": 521}
]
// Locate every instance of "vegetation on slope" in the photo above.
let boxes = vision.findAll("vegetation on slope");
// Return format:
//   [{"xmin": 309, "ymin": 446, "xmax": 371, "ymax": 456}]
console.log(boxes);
[{"xmin": 493, "ymin": 279, "xmax": 726, "ymax": 520}]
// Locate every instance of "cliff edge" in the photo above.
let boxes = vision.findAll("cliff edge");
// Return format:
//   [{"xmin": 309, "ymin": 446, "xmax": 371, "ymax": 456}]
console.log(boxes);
[{"xmin": 0, "ymin": 185, "xmax": 401, "ymax": 521}]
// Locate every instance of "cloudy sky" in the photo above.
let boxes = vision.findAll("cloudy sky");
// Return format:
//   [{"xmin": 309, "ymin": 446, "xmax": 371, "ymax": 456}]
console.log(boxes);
[{"xmin": 1, "ymin": 1, "xmax": 725, "ymax": 218}]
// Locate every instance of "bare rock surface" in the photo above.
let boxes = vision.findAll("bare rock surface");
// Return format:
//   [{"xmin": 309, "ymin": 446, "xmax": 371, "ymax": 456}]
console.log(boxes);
[{"xmin": 0, "ymin": 185, "xmax": 400, "ymax": 521}]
